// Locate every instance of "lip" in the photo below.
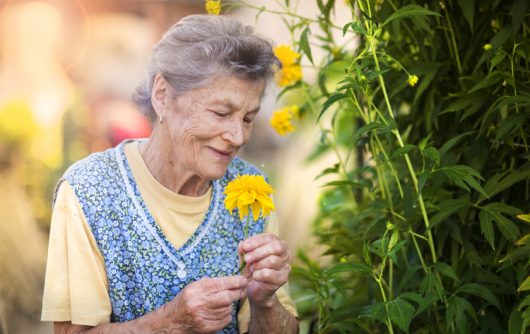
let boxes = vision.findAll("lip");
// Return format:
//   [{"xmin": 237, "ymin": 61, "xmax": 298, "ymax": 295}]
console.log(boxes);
[{"xmin": 208, "ymin": 147, "xmax": 234, "ymax": 161}]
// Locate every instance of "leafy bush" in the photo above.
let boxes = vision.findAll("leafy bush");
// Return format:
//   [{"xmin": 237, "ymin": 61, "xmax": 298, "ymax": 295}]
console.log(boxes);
[{"xmin": 238, "ymin": 0, "xmax": 530, "ymax": 332}]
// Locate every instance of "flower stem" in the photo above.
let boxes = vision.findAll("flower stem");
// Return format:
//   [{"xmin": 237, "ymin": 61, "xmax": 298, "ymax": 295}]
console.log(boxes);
[{"xmin": 236, "ymin": 214, "xmax": 252, "ymax": 274}]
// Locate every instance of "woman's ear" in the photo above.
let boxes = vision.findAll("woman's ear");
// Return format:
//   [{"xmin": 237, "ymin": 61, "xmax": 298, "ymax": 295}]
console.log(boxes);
[{"xmin": 151, "ymin": 73, "xmax": 168, "ymax": 120}]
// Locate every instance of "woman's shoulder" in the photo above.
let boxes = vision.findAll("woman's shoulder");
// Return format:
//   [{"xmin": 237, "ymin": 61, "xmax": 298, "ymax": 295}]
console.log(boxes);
[{"xmin": 61, "ymin": 146, "xmax": 119, "ymax": 183}]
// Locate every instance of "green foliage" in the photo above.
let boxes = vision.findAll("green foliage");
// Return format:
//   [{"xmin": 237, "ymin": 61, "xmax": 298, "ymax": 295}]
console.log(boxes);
[{"xmin": 241, "ymin": 0, "xmax": 530, "ymax": 332}]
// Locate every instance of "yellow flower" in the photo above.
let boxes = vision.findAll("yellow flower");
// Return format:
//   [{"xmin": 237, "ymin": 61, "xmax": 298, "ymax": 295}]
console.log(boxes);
[
  {"xmin": 0, "ymin": 99, "xmax": 38, "ymax": 143},
  {"xmin": 205, "ymin": 0, "xmax": 221, "ymax": 15},
  {"xmin": 273, "ymin": 45, "xmax": 302, "ymax": 87},
  {"xmin": 408, "ymin": 75, "xmax": 419, "ymax": 87},
  {"xmin": 276, "ymin": 64, "xmax": 302, "ymax": 87},
  {"xmin": 270, "ymin": 106, "xmax": 297, "ymax": 136},
  {"xmin": 483, "ymin": 43, "xmax": 492, "ymax": 51},
  {"xmin": 224, "ymin": 175, "xmax": 275, "ymax": 221},
  {"xmin": 273, "ymin": 45, "xmax": 300, "ymax": 67}
]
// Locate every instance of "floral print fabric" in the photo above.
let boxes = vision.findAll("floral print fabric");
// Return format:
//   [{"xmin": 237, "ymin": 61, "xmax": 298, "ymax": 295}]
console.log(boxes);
[{"xmin": 57, "ymin": 140, "xmax": 266, "ymax": 333}]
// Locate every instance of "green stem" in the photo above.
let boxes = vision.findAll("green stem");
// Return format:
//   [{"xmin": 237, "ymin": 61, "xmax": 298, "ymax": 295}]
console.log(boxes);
[
  {"xmin": 231, "ymin": 0, "xmax": 342, "ymax": 30},
  {"xmin": 367, "ymin": 33, "xmax": 438, "ymax": 263},
  {"xmin": 443, "ymin": 2, "xmax": 463, "ymax": 75},
  {"xmin": 236, "ymin": 214, "xmax": 252, "ymax": 274}
]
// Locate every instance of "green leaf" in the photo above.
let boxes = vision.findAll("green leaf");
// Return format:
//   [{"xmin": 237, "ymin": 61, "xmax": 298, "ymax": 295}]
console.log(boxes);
[
  {"xmin": 516, "ymin": 234, "xmax": 530, "ymax": 246},
  {"xmin": 324, "ymin": 262, "xmax": 371, "ymax": 276},
  {"xmin": 468, "ymin": 71, "xmax": 505, "ymax": 93},
  {"xmin": 490, "ymin": 51, "xmax": 507, "ymax": 71},
  {"xmin": 475, "ymin": 25, "xmax": 513, "ymax": 70},
  {"xmin": 417, "ymin": 170, "xmax": 431, "ymax": 196},
  {"xmin": 446, "ymin": 296, "xmax": 477, "ymax": 332},
  {"xmin": 321, "ymin": 179, "xmax": 371, "ymax": 189},
  {"xmin": 509, "ymin": 306, "xmax": 523, "ymax": 334},
  {"xmin": 343, "ymin": 21, "xmax": 367, "ymax": 36},
  {"xmin": 352, "ymin": 122, "xmax": 385, "ymax": 145},
  {"xmin": 482, "ymin": 202, "xmax": 521, "ymax": 241},
  {"xmin": 382, "ymin": 5, "xmax": 441, "ymax": 27},
  {"xmin": 413, "ymin": 63, "xmax": 440, "ymax": 106},
  {"xmin": 442, "ymin": 92, "xmax": 488, "ymax": 114},
  {"xmin": 479, "ymin": 209, "xmax": 496, "ymax": 249},
  {"xmin": 317, "ymin": 93, "xmax": 347, "ymax": 122},
  {"xmin": 430, "ymin": 198, "xmax": 470, "ymax": 228},
  {"xmin": 480, "ymin": 168, "xmax": 530, "ymax": 203},
  {"xmin": 299, "ymin": 27, "xmax": 313, "ymax": 65},
  {"xmin": 391, "ymin": 145, "xmax": 416, "ymax": 159},
  {"xmin": 440, "ymin": 165, "xmax": 488, "ymax": 197},
  {"xmin": 433, "ymin": 262, "xmax": 460, "ymax": 283},
  {"xmin": 500, "ymin": 245, "xmax": 530, "ymax": 263},
  {"xmin": 422, "ymin": 147, "xmax": 440, "ymax": 166},
  {"xmin": 517, "ymin": 276, "xmax": 530, "ymax": 293},
  {"xmin": 314, "ymin": 163, "xmax": 339, "ymax": 180},
  {"xmin": 439, "ymin": 131, "xmax": 474, "ymax": 157},
  {"xmin": 359, "ymin": 302, "xmax": 387, "ymax": 324},
  {"xmin": 387, "ymin": 297, "xmax": 416, "ymax": 333},
  {"xmin": 457, "ymin": 0, "xmax": 474, "ymax": 31},
  {"xmin": 511, "ymin": 0, "xmax": 527, "ymax": 33},
  {"xmin": 456, "ymin": 283, "xmax": 502, "ymax": 311},
  {"xmin": 495, "ymin": 113, "xmax": 528, "ymax": 141},
  {"xmin": 517, "ymin": 214, "xmax": 530, "ymax": 224},
  {"xmin": 420, "ymin": 271, "xmax": 444, "ymax": 301}
]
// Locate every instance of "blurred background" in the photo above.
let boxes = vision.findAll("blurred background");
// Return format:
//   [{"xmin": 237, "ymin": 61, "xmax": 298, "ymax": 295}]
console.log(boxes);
[{"xmin": 0, "ymin": 0, "xmax": 351, "ymax": 332}]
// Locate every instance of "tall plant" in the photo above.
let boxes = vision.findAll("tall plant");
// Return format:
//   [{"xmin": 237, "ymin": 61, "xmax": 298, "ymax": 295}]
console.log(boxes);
[{"xmin": 232, "ymin": 0, "xmax": 530, "ymax": 332}]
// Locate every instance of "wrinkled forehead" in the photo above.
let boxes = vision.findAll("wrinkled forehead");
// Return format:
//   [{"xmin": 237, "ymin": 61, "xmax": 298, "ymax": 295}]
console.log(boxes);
[{"xmin": 172, "ymin": 75, "xmax": 266, "ymax": 109}]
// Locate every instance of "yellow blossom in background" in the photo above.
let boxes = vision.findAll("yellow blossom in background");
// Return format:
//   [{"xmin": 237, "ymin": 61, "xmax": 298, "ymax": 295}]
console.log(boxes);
[
  {"xmin": 274, "ymin": 45, "xmax": 300, "ymax": 66},
  {"xmin": 408, "ymin": 75, "xmax": 419, "ymax": 87},
  {"xmin": 0, "ymin": 99, "xmax": 38, "ymax": 143},
  {"xmin": 205, "ymin": 0, "xmax": 221, "ymax": 15},
  {"xmin": 483, "ymin": 43, "xmax": 492, "ymax": 51},
  {"xmin": 273, "ymin": 45, "xmax": 302, "ymax": 87},
  {"xmin": 276, "ymin": 64, "xmax": 302, "ymax": 87},
  {"xmin": 270, "ymin": 106, "xmax": 298, "ymax": 136},
  {"xmin": 224, "ymin": 175, "xmax": 275, "ymax": 221}
]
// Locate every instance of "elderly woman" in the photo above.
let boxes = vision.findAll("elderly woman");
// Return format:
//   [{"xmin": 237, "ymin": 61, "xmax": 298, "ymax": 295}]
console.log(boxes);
[{"xmin": 41, "ymin": 15, "xmax": 298, "ymax": 334}]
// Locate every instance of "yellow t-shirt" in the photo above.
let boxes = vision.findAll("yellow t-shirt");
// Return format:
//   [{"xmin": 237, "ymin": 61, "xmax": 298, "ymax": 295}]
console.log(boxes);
[{"xmin": 41, "ymin": 141, "xmax": 297, "ymax": 333}]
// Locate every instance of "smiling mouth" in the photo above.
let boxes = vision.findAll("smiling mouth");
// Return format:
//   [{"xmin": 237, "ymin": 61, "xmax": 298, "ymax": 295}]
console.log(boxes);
[{"xmin": 209, "ymin": 147, "xmax": 234, "ymax": 159}]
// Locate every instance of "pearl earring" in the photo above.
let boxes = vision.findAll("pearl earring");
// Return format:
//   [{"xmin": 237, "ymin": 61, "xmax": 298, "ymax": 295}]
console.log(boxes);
[{"xmin": 159, "ymin": 114, "xmax": 163, "ymax": 124}]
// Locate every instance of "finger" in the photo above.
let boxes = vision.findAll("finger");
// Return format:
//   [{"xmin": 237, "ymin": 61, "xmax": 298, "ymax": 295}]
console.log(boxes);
[
  {"xmin": 207, "ymin": 286, "xmax": 247, "ymax": 308},
  {"xmin": 239, "ymin": 233, "xmax": 278, "ymax": 253},
  {"xmin": 199, "ymin": 275, "xmax": 248, "ymax": 293},
  {"xmin": 199, "ymin": 311, "xmax": 233, "ymax": 333},
  {"xmin": 252, "ymin": 267, "xmax": 290, "ymax": 287},
  {"xmin": 249, "ymin": 255, "xmax": 286, "ymax": 272},
  {"xmin": 243, "ymin": 240, "xmax": 289, "ymax": 265}
]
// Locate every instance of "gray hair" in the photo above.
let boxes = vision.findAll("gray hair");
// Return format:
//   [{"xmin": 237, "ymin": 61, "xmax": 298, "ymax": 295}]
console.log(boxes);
[{"xmin": 132, "ymin": 14, "xmax": 280, "ymax": 121}]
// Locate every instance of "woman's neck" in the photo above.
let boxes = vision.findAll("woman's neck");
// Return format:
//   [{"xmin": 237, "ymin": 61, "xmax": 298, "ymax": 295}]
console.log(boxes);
[{"xmin": 139, "ymin": 131, "xmax": 210, "ymax": 197}]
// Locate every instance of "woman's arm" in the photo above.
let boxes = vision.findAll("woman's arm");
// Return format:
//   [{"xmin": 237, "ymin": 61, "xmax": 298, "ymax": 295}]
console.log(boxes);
[
  {"xmin": 248, "ymin": 294, "xmax": 299, "ymax": 334},
  {"xmin": 54, "ymin": 276, "xmax": 248, "ymax": 334}
]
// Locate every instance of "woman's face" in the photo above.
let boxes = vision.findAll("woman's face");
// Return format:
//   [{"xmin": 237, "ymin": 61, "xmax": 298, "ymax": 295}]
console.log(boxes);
[{"xmin": 163, "ymin": 76, "xmax": 265, "ymax": 181}]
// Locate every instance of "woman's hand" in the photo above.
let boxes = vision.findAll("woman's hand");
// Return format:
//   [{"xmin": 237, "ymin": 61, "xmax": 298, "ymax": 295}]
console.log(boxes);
[
  {"xmin": 164, "ymin": 276, "xmax": 248, "ymax": 333},
  {"xmin": 238, "ymin": 233, "xmax": 293, "ymax": 308}
]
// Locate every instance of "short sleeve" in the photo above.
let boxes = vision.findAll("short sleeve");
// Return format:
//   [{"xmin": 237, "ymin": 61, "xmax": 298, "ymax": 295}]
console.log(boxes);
[
  {"xmin": 41, "ymin": 181, "xmax": 112, "ymax": 326},
  {"xmin": 237, "ymin": 211, "xmax": 298, "ymax": 333}
]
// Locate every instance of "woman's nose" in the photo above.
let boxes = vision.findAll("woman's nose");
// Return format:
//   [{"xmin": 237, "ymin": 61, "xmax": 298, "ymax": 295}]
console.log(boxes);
[{"xmin": 222, "ymin": 119, "xmax": 245, "ymax": 147}]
